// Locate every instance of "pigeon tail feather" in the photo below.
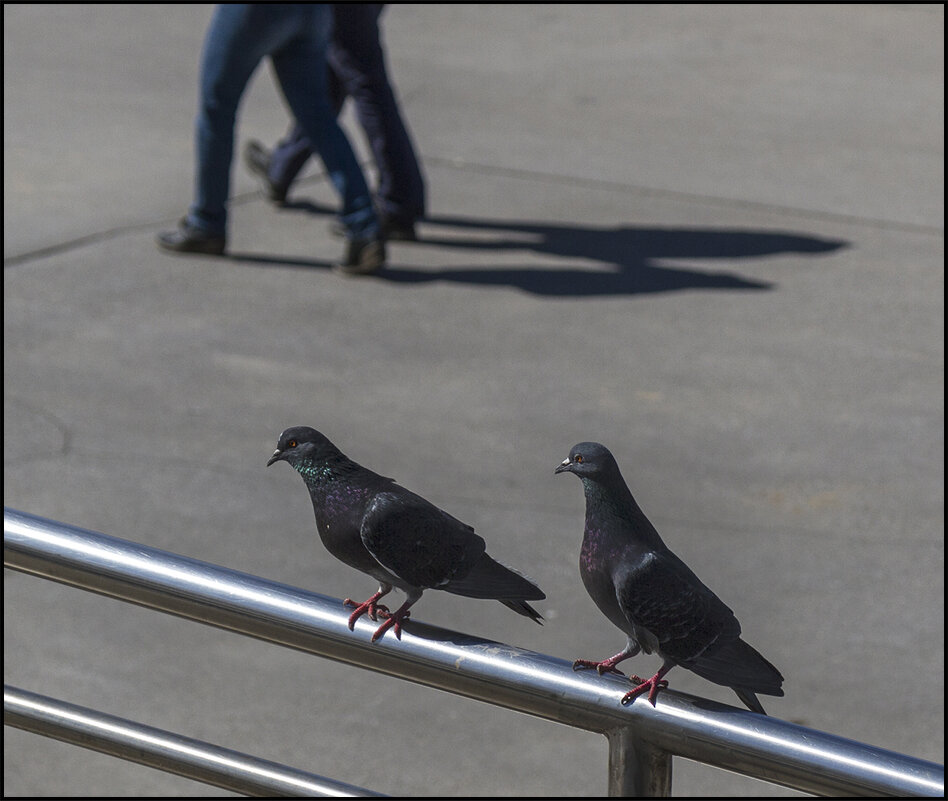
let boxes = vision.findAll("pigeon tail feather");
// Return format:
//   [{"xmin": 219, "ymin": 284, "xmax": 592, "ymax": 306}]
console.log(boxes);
[
  {"xmin": 734, "ymin": 688, "xmax": 768, "ymax": 715},
  {"xmin": 442, "ymin": 552, "xmax": 546, "ymax": 602},
  {"xmin": 500, "ymin": 598, "xmax": 544, "ymax": 624},
  {"xmin": 684, "ymin": 637, "xmax": 785, "ymax": 696}
]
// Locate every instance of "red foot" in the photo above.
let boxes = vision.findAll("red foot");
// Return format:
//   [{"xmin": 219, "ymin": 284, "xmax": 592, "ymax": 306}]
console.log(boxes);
[
  {"xmin": 572, "ymin": 657, "xmax": 626, "ymax": 676},
  {"xmin": 572, "ymin": 646, "xmax": 639, "ymax": 676},
  {"xmin": 370, "ymin": 609, "xmax": 411, "ymax": 642},
  {"xmin": 344, "ymin": 592, "xmax": 391, "ymax": 630},
  {"xmin": 621, "ymin": 672, "xmax": 670, "ymax": 707}
]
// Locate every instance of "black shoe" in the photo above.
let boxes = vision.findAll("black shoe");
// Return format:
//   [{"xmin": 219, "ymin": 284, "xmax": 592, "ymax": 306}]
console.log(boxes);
[
  {"xmin": 333, "ymin": 237, "xmax": 386, "ymax": 276},
  {"xmin": 329, "ymin": 215, "xmax": 418, "ymax": 242},
  {"xmin": 156, "ymin": 219, "xmax": 226, "ymax": 255},
  {"xmin": 243, "ymin": 140, "xmax": 288, "ymax": 205}
]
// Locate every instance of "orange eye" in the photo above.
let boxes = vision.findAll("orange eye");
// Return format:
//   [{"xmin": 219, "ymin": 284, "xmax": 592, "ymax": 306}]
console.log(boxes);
[
  {"xmin": 574, "ymin": 454, "xmax": 584, "ymax": 463},
  {"xmin": 288, "ymin": 440, "xmax": 298, "ymax": 448}
]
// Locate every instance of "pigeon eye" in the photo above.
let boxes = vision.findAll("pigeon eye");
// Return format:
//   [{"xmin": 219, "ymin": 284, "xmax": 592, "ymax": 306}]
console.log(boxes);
[
  {"xmin": 287, "ymin": 439, "xmax": 298, "ymax": 449},
  {"xmin": 574, "ymin": 454, "xmax": 584, "ymax": 463}
]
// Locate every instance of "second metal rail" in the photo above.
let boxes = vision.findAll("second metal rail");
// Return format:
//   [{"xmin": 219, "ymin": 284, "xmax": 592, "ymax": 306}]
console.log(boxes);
[{"xmin": 4, "ymin": 684, "xmax": 381, "ymax": 797}]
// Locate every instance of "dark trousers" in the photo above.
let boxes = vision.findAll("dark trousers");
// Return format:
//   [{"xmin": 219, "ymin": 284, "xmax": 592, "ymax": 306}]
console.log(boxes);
[
  {"xmin": 267, "ymin": 4, "xmax": 425, "ymax": 225},
  {"xmin": 190, "ymin": 3, "xmax": 376, "ymax": 237}
]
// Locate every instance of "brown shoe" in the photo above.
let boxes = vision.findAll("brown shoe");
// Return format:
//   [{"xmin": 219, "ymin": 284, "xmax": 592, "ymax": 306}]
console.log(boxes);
[{"xmin": 333, "ymin": 237, "xmax": 386, "ymax": 276}]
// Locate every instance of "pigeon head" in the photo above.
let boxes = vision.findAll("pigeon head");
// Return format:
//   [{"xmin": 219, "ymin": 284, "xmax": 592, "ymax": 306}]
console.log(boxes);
[
  {"xmin": 555, "ymin": 441, "xmax": 621, "ymax": 482},
  {"xmin": 267, "ymin": 426, "xmax": 339, "ymax": 468}
]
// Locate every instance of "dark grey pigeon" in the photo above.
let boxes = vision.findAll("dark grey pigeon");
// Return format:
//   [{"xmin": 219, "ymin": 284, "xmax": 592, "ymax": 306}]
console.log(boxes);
[
  {"xmin": 268, "ymin": 426, "xmax": 545, "ymax": 642},
  {"xmin": 556, "ymin": 442, "xmax": 784, "ymax": 714}
]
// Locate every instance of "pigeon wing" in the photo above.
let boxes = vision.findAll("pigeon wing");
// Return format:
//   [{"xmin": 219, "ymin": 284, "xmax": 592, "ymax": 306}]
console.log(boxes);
[
  {"xmin": 615, "ymin": 550, "xmax": 741, "ymax": 662},
  {"xmin": 361, "ymin": 490, "xmax": 486, "ymax": 590}
]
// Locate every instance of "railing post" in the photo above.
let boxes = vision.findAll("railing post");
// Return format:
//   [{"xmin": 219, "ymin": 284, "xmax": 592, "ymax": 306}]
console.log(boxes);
[{"xmin": 607, "ymin": 726, "xmax": 672, "ymax": 797}]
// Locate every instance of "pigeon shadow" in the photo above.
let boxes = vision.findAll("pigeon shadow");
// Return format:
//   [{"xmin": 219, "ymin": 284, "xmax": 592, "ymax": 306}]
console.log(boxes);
[{"xmin": 264, "ymin": 200, "xmax": 848, "ymax": 298}]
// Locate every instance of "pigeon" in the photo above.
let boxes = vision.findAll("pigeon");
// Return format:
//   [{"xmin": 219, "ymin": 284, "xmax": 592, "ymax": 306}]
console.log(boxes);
[
  {"xmin": 268, "ymin": 426, "xmax": 545, "ymax": 642},
  {"xmin": 555, "ymin": 442, "xmax": 784, "ymax": 714}
]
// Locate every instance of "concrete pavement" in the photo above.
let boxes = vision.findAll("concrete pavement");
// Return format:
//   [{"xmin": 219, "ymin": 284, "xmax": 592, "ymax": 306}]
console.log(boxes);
[{"xmin": 4, "ymin": 4, "xmax": 943, "ymax": 796}]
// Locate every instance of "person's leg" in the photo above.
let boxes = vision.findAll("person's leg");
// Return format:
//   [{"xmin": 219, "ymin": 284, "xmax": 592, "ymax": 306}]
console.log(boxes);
[
  {"xmin": 269, "ymin": 4, "xmax": 378, "ymax": 240},
  {"xmin": 329, "ymin": 4, "xmax": 425, "ymax": 226},
  {"xmin": 187, "ymin": 4, "xmax": 280, "ymax": 235},
  {"xmin": 265, "ymin": 123, "xmax": 312, "ymax": 192},
  {"xmin": 258, "ymin": 10, "xmax": 348, "ymax": 196}
]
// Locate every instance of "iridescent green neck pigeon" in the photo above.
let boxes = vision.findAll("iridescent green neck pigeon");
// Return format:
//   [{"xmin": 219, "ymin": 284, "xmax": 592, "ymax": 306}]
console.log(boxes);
[
  {"xmin": 268, "ymin": 426, "xmax": 545, "ymax": 642},
  {"xmin": 556, "ymin": 441, "xmax": 783, "ymax": 714}
]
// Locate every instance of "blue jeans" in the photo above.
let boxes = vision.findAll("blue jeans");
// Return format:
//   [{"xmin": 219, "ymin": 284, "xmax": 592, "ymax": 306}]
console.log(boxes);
[
  {"xmin": 268, "ymin": 4, "xmax": 426, "ymax": 226},
  {"xmin": 189, "ymin": 3, "xmax": 378, "ymax": 239}
]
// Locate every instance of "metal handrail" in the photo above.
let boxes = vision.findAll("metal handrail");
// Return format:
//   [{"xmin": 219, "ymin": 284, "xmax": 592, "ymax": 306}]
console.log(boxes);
[
  {"xmin": 4, "ymin": 508, "xmax": 944, "ymax": 797},
  {"xmin": 4, "ymin": 685, "xmax": 383, "ymax": 798}
]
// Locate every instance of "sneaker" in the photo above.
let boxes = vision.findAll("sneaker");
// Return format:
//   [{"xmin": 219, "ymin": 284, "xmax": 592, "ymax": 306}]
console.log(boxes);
[
  {"xmin": 156, "ymin": 218, "xmax": 226, "ymax": 255},
  {"xmin": 243, "ymin": 140, "xmax": 289, "ymax": 205},
  {"xmin": 333, "ymin": 237, "xmax": 386, "ymax": 276}
]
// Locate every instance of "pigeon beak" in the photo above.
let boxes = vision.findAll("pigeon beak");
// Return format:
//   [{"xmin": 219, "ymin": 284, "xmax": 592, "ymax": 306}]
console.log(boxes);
[
  {"xmin": 267, "ymin": 448, "xmax": 283, "ymax": 467},
  {"xmin": 554, "ymin": 457, "xmax": 573, "ymax": 475}
]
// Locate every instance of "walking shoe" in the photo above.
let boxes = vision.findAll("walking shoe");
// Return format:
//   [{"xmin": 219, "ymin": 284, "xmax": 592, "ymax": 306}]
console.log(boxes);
[
  {"xmin": 156, "ymin": 219, "xmax": 226, "ymax": 255},
  {"xmin": 243, "ymin": 140, "xmax": 289, "ymax": 204},
  {"xmin": 333, "ymin": 237, "xmax": 386, "ymax": 276}
]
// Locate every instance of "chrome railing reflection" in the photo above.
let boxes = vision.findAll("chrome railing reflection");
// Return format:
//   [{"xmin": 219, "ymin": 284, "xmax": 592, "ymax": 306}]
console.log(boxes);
[{"xmin": 4, "ymin": 508, "xmax": 944, "ymax": 797}]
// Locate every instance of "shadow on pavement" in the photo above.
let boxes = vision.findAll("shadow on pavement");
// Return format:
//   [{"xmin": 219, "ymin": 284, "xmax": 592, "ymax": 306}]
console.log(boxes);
[{"xmin": 235, "ymin": 199, "xmax": 848, "ymax": 297}]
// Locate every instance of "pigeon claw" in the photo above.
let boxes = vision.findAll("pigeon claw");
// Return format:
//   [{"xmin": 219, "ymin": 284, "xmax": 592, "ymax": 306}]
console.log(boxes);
[
  {"xmin": 621, "ymin": 674, "xmax": 670, "ymax": 707},
  {"xmin": 370, "ymin": 610, "xmax": 411, "ymax": 643},
  {"xmin": 344, "ymin": 597, "xmax": 392, "ymax": 629},
  {"xmin": 572, "ymin": 658, "xmax": 625, "ymax": 677}
]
